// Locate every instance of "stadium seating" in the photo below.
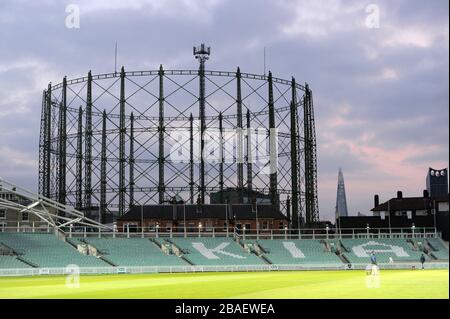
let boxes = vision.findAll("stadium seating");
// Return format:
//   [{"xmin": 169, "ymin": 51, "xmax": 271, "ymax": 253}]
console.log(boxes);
[
  {"xmin": 426, "ymin": 238, "xmax": 449, "ymax": 260},
  {"xmin": 409, "ymin": 238, "xmax": 427, "ymax": 251},
  {"xmin": 340, "ymin": 239, "xmax": 429, "ymax": 264},
  {"xmin": 324, "ymin": 239, "xmax": 345, "ymax": 253},
  {"xmin": 0, "ymin": 233, "xmax": 108, "ymax": 268},
  {"xmin": 0, "ymin": 232, "xmax": 447, "ymax": 269},
  {"xmin": 82, "ymin": 237, "xmax": 187, "ymax": 267},
  {"xmin": 254, "ymin": 240, "xmax": 343, "ymax": 265},
  {"xmin": 169, "ymin": 237, "xmax": 265, "ymax": 266},
  {"xmin": 0, "ymin": 256, "xmax": 31, "ymax": 269}
]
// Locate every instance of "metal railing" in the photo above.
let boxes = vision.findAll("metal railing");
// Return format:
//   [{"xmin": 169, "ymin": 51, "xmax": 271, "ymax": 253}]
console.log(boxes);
[
  {"xmin": 0, "ymin": 262, "xmax": 448, "ymax": 277},
  {"xmin": 0, "ymin": 224, "xmax": 441, "ymax": 240}
]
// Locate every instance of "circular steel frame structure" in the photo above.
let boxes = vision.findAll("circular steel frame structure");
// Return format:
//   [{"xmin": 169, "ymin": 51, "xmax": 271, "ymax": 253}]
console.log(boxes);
[{"xmin": 38, "ymin": 56, "xmax": 319, "ymax": 226}]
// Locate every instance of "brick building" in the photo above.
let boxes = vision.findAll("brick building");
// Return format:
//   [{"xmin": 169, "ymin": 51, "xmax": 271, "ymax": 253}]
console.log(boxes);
[{"xmin": 116, "ymin": 204, "xmax": 288, "ymax": 233}]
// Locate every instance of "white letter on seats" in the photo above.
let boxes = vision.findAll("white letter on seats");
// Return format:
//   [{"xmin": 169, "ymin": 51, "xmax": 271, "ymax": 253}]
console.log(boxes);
[
  {"xmin": 192, "ymin": 242, "xmax": 246, "ymax": 259},
  {"xmin": 352, "ymin": 241, "xmax": 409, "ymax": 258},
  {"xmin": 282, "ymin": 242, "xmax": 305, "ymax": 258}
]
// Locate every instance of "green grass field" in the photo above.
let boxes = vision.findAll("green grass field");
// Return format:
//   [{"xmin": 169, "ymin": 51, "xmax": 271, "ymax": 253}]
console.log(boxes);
[{"xmin": 0, "ymin": 269, "xmax": 448, "ymax": 299}]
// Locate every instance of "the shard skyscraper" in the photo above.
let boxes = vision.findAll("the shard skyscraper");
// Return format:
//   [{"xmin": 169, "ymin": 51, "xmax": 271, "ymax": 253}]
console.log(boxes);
[{"xmin": 335, "ymin": 168, "xmax": 349, "ymax": 217}]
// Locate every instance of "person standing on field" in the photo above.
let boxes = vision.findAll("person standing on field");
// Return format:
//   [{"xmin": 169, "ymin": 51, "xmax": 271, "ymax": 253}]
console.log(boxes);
[
  {"xmin": 370, "ymin": 251, "xmax": 377, "ymax": 265},
  {"xmin": 420, "ymin": 254, "xmax": 426, "ymax": 269}
]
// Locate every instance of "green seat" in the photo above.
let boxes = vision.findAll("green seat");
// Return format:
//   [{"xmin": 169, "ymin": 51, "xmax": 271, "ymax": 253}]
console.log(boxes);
[
  {"xmin": 254, "ymin": 240, "xmax": 343, "ymax": 265},
  {"xmin": 0, "ymin": 233, "xmax": 109, "ymax": 268},
  {"xmin": 0, "ymin": 256, "xmax": 31, "ymax": 269},
  {"xmin": 426, "ymin": 239, "xmax": 449, "ymax": 260},
  {"xmin": 341, "ymin": 239, "xmax": 429, "ymax": 264},
  {"xmin": 83, "ymin": 238, "xmax": 187, "ymax": 267}
]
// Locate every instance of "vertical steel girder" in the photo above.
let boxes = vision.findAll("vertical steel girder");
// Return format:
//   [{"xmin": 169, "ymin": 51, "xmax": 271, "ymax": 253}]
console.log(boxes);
[
  {"xmin": 38, "ymin": 89, "xmax": 49, "ymax": 198},
  {"xmin": 303, "ymin": 87, "xmax": 311, "ymax": 224},
  {"xmin": 58, "ymin": 77, "xmax": 67, "ymax": 206},
  {"xmin": 246, "ymin": 109, "xmax": 253, "ymax": 203},
  {"xmin": 290, "ymin": 78, "xmax": 299, "ymax": 229},
  {"xmin": 267, "ymin": 72, "xmax": 278, "ymax": 210},
  {"xmin": 119, "ymin": 66, "xmax": 126, "ymax": 216},
  {"xmin": 308, "ymin": 88, "xmax": 320, "ymax": 223},
  {"xmin": 129, "ymin": 112, "xmax": 135, "ymax": 208},
  {"xmin": 44, "ymin": 84, "xmax": 51, "ymax": 198},
  {"xmin": 189, "ymin": 113, "xmax": 194, "ymax": 204},
  {"xmin": 75, "ymin": 106, "xmax": 83, "ymax": 210},
  {"xmin": 286, "ymin": 196, "xmax": 291, "ymax": 225},
  {"xmin": 219, "ymin": 112, "xmax": 224, "ymax": 203},
  {"xmin": 198, "ymin": 61, "xmax": 206, "ymax": 204},
  {"xmin": 100, "ymin": 110, "xmax": 107, "ymax": 223},
  {"xmin": 84, "ymin": 71, "xmax": 93, "ymax": 213},
  {"xmin": 236, "ymin": 67, "xmax": 244, "ymax": 203},
  {"xmin": 38, "ymin": 90, "xmax": 45, "ymax": 196},
  {"xmin": 158, "ymin": 65, "xmax": 165, "ymax": 203},
  {"xmin": 304, "ymin": 84, "xmax": 319, "ymax": 224}
]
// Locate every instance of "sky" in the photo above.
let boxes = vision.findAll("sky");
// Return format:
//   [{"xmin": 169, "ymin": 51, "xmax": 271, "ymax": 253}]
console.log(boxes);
[{"xmin": 0, "ymin": 0, "xmax": 448, "ymax": 222}]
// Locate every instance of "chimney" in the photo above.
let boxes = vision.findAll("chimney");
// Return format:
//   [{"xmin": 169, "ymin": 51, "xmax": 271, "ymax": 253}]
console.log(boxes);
[
  {"xmin": 423, "ymin": 189, "xmax": 429, "ymax": 198},
  {"xmin": 374, "ymin": 194, "xmax": 379, "ymax": 207},
  {"xmin": 397, "ymin": 191, "xmax": 403, "ymax": 199}
]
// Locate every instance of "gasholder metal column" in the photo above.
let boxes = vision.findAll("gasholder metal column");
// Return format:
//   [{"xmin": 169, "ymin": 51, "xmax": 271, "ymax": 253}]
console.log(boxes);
[
  {"xmin": 236, "ymin": 67, "xmax": 244, "ymax": 203},
  {"xmin": 100, "ymin": 110, "xmax": 107, "ymax": 224},
  {"xmin": 189, "ymin": 113, "xmax": 194, "ymax": 204},
  {"xmin": 84, "ymin": 71, "xmax": 93, "ymax": 213},
  {"xmin": 45, "ymin": 85, "xmax": 51, "ymax": 198},
  {"xmin": 158, "ymin": 65, "xmax": 165, "ymax": 203},
  {"xmin": 129, "ymin": 112, "xmax": 135, "ymax": 208},
  {"xmin": 75, "ymin": 106, "xmax": 83, "ymax": 210},
  {"xmin": 119, "ymin": 66, "xmax": 126, "ymax": 216},
  {"xmin": 219, "ymin": 112, "xmax": 224, "ymax": 203},
  {"xmin": 194, "ymin": 44, "xmax": 210, "ymax": 204},
  {"xmin": 58, "ymin": 77, "xmax": 67, "ymax": 206},
  {"xmin": 268, "ymin": 71, "xmax": 278, "ymax": 211},
  {"xmin": 246, "ymin": 109, "xmax": 253, "ymax": 203},
  {"xmin": 290, "ymin": 78, "xmax": 299, "ymax": 229}
]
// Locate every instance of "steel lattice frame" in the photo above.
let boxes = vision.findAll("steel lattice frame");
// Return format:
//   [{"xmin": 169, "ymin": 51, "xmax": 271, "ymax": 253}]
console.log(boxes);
[{"xmin": 38, "ymin": 65, "xmax": 319, "ymax": 226}]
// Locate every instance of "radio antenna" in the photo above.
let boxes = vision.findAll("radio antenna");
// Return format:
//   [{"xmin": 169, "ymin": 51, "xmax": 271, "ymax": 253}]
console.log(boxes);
[{"xmin": 114, "ymin": 42, "xmax": 118, "ymax": 74}]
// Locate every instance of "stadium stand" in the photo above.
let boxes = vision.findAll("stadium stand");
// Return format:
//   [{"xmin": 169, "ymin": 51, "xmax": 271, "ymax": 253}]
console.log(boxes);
[
  {"xmin": 254, "ymin": 240, "xmax": 343, "ymax": 265},
  {"xmin": 426, "ymin": 238, "xmax": 449, "ymax": 260},
  {"xmin": 81, "ymin": 237, "xmax": 187, "ymax": 267},
  {"xmin": 169, "ymin": 237, "xmax": 265, "ymax": 266},
  {"xmin": 0, "ymin": 232, "xmax": 447, "ymax": 270},
  {"xmin": 0, "ymin": 256, "xmax": 31, "ymax": 269},
  {"xmin": 409, "ymin": 238, "xmax": 427, "ymax": 251},
  {"xmin": 340, "ymin": 239, "xmax": 430, "ymax": 264},
  {"xmin": 0, "ymin": 233, "xmax": 108, "ymax": 268}
]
